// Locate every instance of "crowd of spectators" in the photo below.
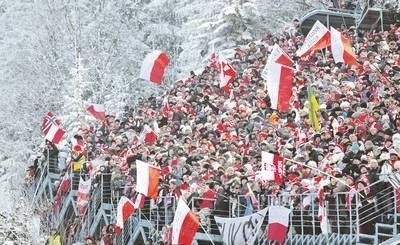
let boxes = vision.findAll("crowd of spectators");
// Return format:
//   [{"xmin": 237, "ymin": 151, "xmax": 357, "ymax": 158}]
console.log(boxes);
[{"xmin": 33, "ymin": 17, "xmax": 400, "ymax": 244}]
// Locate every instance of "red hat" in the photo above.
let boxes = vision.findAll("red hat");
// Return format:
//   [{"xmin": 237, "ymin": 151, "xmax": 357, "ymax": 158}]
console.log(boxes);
[
  {"xmin": 287, "ymin": 173, "xmax": 299, "ymax": 182},
  {"xmin": 314, "ymin": 175, "xmax": 323, "ymax": 184},
  {"xmin": 73, "ymin": 145, "xmax": 83, "ymax": 152}
]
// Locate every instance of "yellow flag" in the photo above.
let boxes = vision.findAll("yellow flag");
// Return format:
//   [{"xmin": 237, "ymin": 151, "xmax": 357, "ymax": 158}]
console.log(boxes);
[{"xmin": 307, "ymin": 87, "xmax": 320, "ymax": 132}]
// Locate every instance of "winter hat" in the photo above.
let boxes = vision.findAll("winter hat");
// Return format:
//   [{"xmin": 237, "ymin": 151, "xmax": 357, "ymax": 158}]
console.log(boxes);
[
  {"xmin": 306, "ymin": 160, "xmax": 317, "ymax": 169},
  {"xmin": 393, "ymin": 161, "xmax": 400, "ymax": 170},
  {"xmin": 390, "ymin": 149, "xmax": 399, "ymax": 157},
  {"xmin": 73, "ymin": 145, "xmax": 83, "ymax": 152}
]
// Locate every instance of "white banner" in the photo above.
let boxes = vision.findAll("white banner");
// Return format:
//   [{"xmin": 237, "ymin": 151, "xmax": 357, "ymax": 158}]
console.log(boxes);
[{"xmin": 215, "ymin": 208, "xmax": 268, "ymax": 245}]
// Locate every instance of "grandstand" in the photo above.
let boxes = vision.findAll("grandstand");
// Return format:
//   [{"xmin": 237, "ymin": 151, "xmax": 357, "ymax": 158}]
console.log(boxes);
[{"xmin": 31, "ymin": 0, "xmax": 400, "ymax": 244}]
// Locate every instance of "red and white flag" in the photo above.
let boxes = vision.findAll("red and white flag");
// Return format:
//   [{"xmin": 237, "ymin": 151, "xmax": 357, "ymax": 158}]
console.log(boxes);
[
  {"xmin": 87, "ymin": 104, "xmax": 106, "ymax": 121},
  {"xmin": 134, "ymin": 193, "xmax": 146, "ymax": 209},
  {"xmin": 262, "ymin": 44, "xmax": 293, "ymax": 75},
  {"xmin": 261, "ymin": 152, "xmax": 284, "ymax": 185},
  {"xmin": 330, "ymin": 27, "xmax": 357, "ymax": 65},
  {"xmin": 267, "ymin": 206, "xmax": 291, "ymax": 243},
  {"xmin": 136, "ymin": 160, "xmax": 160, "ymax": 198},
  {"xmin": 76, "ymin": 177, "xmax": 91, "ymax": 216},
  {"xmin": 317, "ymin": 188, "xmax": 331, "ymax": 234},
  {"xmin": 171, "ymin": 197, "xmax": 199, "ymax": 245},
  {"xmin": 209, "ymin": 52, "xmax": 219, "ymax": 68},
  {"xmin": 262, "ymin": 45, "xmax": 294, "ymax": 112},
  {"xmin": 140, "ymin": 50, "xmax": 170, "ymax": 84},
  {"xmin": 219, "ymin": 60, "xmax": 236, "ymax": 93},
  {"xmin": 161, "ymin": 96, "xmax": 171, "ymax": 119},
  {"xmin": 138, "ymin": 125, "xmax": 158, "ymax": 145},
  {"xmin": 115, "ymin": 196, "xmax": 135, "ymax": 233},
  {"xmin": 246, "ymin": 183, "xmax": 259, "ymax": 206},
  {"xmin": 296, "ymin": 20, "xmax": 330, "ymax": 57},
  {"xmin": 115, "ymin": 194, "xmax": 146, "ymax": 233},
  {"xmin": 42, "ymin": 112, "xmax": 66, "ymax": 144}
]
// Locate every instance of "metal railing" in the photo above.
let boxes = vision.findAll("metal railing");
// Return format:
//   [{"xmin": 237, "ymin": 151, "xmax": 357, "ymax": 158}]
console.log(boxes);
[{"xmin": 33, "ymin": 158, "xmax": 400, "ymax": 245}]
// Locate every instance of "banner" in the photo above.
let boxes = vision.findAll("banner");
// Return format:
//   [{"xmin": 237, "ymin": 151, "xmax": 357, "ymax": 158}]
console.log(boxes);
[
  {"xmin": 261, "ymin": 152, "xmax": 284, "ymax": 184},
  {"xmin": 215, "ymin": 208, "xmax": 268, "ymax": 245}
]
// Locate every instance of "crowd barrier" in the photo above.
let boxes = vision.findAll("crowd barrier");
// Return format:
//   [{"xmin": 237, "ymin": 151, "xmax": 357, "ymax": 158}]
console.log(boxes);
[{"xmin": 32, "ymin": 149, "xmax": 400, "ymax": 244}]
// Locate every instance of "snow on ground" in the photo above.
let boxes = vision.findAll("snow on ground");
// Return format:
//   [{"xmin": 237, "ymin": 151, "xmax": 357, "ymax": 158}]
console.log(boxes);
[{"xmin": 0, "ymin": 149, "xmax": 44, "ymax": 244}]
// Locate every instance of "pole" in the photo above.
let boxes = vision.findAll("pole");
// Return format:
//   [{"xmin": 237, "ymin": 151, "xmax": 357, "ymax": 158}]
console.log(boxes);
[
  {"xmin": 283, "ymin": 157, "xmax": 365, "ymax": 198},
  {"xmin": 199, "ymin": 223, "xmax": 216, "ymax": 245}
]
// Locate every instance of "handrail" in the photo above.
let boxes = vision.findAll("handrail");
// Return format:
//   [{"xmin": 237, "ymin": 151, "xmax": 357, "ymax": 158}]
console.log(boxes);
[
  {"xmin": 31, "ymin": 150, "xmax": 49, "ymax": 206},
  {"xmin": 34, "ymin": 159, "xmax": 400, "ymax": 244}
]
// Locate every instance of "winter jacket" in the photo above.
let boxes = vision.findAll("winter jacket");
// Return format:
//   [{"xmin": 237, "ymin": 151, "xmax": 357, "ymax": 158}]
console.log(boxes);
[{"xmin": 46, "ymin": 234, "xmax": 62, "ymax": 245}]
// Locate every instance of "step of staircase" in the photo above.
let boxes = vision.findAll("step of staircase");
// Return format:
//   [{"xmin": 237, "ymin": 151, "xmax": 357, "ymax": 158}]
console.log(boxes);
[{"xmin": 358, "ymin": 233, "xmax": 376, "ymax": 244}]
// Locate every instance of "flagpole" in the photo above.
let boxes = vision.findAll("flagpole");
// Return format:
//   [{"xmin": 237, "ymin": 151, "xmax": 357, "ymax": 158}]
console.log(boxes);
[
  {"xmin": 199, "ymin": 223, "xmax": 216, "ymax": 245},
  {"xmin": 283, "ymin": 157, "xmax": 365, "ymax": 198}
]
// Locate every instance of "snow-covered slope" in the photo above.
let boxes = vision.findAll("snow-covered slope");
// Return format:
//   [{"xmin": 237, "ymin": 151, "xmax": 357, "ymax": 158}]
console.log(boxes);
[{"xmin": 0, "ymin": 151, "xmax": 42, "ymax": 244}]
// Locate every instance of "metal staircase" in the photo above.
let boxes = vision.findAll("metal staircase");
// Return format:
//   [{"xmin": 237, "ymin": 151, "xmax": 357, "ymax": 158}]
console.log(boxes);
[{"xmin": 299, "ymin": 0, "xmax": 399, "ymax": 35}]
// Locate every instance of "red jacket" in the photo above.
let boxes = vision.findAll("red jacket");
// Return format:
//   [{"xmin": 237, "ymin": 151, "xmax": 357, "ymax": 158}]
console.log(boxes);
[{"xmin": 199, "ymin": 190, "xmax": 217, "ymax": 209}]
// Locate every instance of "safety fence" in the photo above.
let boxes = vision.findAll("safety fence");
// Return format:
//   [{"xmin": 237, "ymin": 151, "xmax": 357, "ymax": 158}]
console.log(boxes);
[{"xmin": 31, "ymin": 152, "xmax": 400, "ymax": 244}]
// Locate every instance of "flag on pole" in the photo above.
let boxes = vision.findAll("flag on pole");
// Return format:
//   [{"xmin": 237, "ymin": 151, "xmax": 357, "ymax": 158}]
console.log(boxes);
[
  {"xmin": 136, "ymin": 160, "xmax": 160, "ymax": 198},
  {"xmin": 115, "ymin": 196, "xmax": 135, "ymax": 233},
  {"xmin": 267, "ymin": 206, "xmax": 291, "ymax": 243},
  {"xmin": 219, "ymin": 60, "xmax": 236, "ymax": 93},
  {"xmin": 307, "ymin": 86, "xmax": 320, "ymax": 132},
  {"xmin": 161, "ymin": 96, "xmax": 171, "ymax": 119},
  {"xmin": 262, "ymin": 45, "xmax": 294, "ymax": 112},
  {"xmin": 138, "ymin": 125, "xmax": 158, "ymax": 145},
  {"xmin": 261, "ymin": 152, "xmax": 285, "ymax": 185},
  {"xmin": 87, "ymin": 104, "xmax": 106, "ymax": 121},
  {"xmin": 262, "ymin": 44, "xmax": 293, "ymax": 72},
  {"xmin": 42, "ymin": 112, "xmax": 66, "ymax": 144},
  {"xmin": 140, "ymin": 50, "xmax": 170, "ymax": 84},
  {"xmin": 209, "ymin": 52, "xmax": 219, "ymax": 68},
  {"xmin": 76, "ymin": 177, "xmax": 91, "ymax": 216},
  {"xmin": 330, "ymin": 27, "xmax": 357, "ymax": 65},
  {"xmin": 171, "ymin": 197, "xmax": 199, "ymax": 245},
  {"xmin": 296, "ymin": 20, "xmax": 330, "ymax": 57},
  {"xmin": 115, "ymin": 194, "xmax": 146, "ymax": 233},
  {"xmin": 317, "ymin": 188, "xmax": 330, "ymax": 234},
  {"xmin": 246, "ymin": 183, "xmax": 259, "ymax": 206}
]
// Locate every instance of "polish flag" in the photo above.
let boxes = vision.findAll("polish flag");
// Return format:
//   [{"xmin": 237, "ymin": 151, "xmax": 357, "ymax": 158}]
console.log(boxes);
[
  {"xmin": 138, "ymin": 125, "xmax": 158, "ymax": 145},
  {"xmin": 42, "ymin": 112, "xmax": 66, "ymax": 144},
  {"xmin": 136, "ymin": 160, "xmax": 160, "ymax": 198},
  {"xmin": 330, "ymin": 27, "xmax": 357, "ymax": 65},
  {"xmin": 76, "ymin": 177, "xmax": 91, "ymax": 216},
  {"xmin": 263, "ymin": 45, "xmax": 294, "ymax": 112},
  {"xmin": 161, "ymin": 96, "xmax": 171, "ymax": 119},
  {"xmin": 296, "ymin": 20, "xmax": 330, "ymax": 57},
  {"xmin": 115, "ymin": 196, "xmax": 135, "ymax": 233},
  {"xmin": 317, "ymin": 188, "xmax": 330, "ymax": 234},
  {"xmin": 261, "ymin": 152, "xmax": 285, "ymax": 185},
  {"xmin": 140, "ymin": 50, "xmax": 170, "ymax": 84},
  {"xmin": 267, "ymin": 206, "xmax": 291, "ymax": 243},
  {"xmin": 87, "ymin": 104, "xmax": 106, "ymax": 121},
  {"xmin": 219, "ymin": 60, "xmax": 236, "ymax": 93},
  {"xmin": 246, "ymin": 183, "xmax": 259, "ymax": 206},
  {"xmin": 171, "ymin": 197, "xmax": 199, "ymax": 245},
  {"xmin": 115, "ymin": 194, "xmax": 145, "ymax": 233},
  {"xmin": 209, "ymin": 52, "xmax": 219, "ymax": 68},
  {"xmin": 134, "ymin": 193, "xmax": 146, "ymax": 209},
  {"xmin": 263, "ymin": 44, "xmax": 293, "ymax": 74}
]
